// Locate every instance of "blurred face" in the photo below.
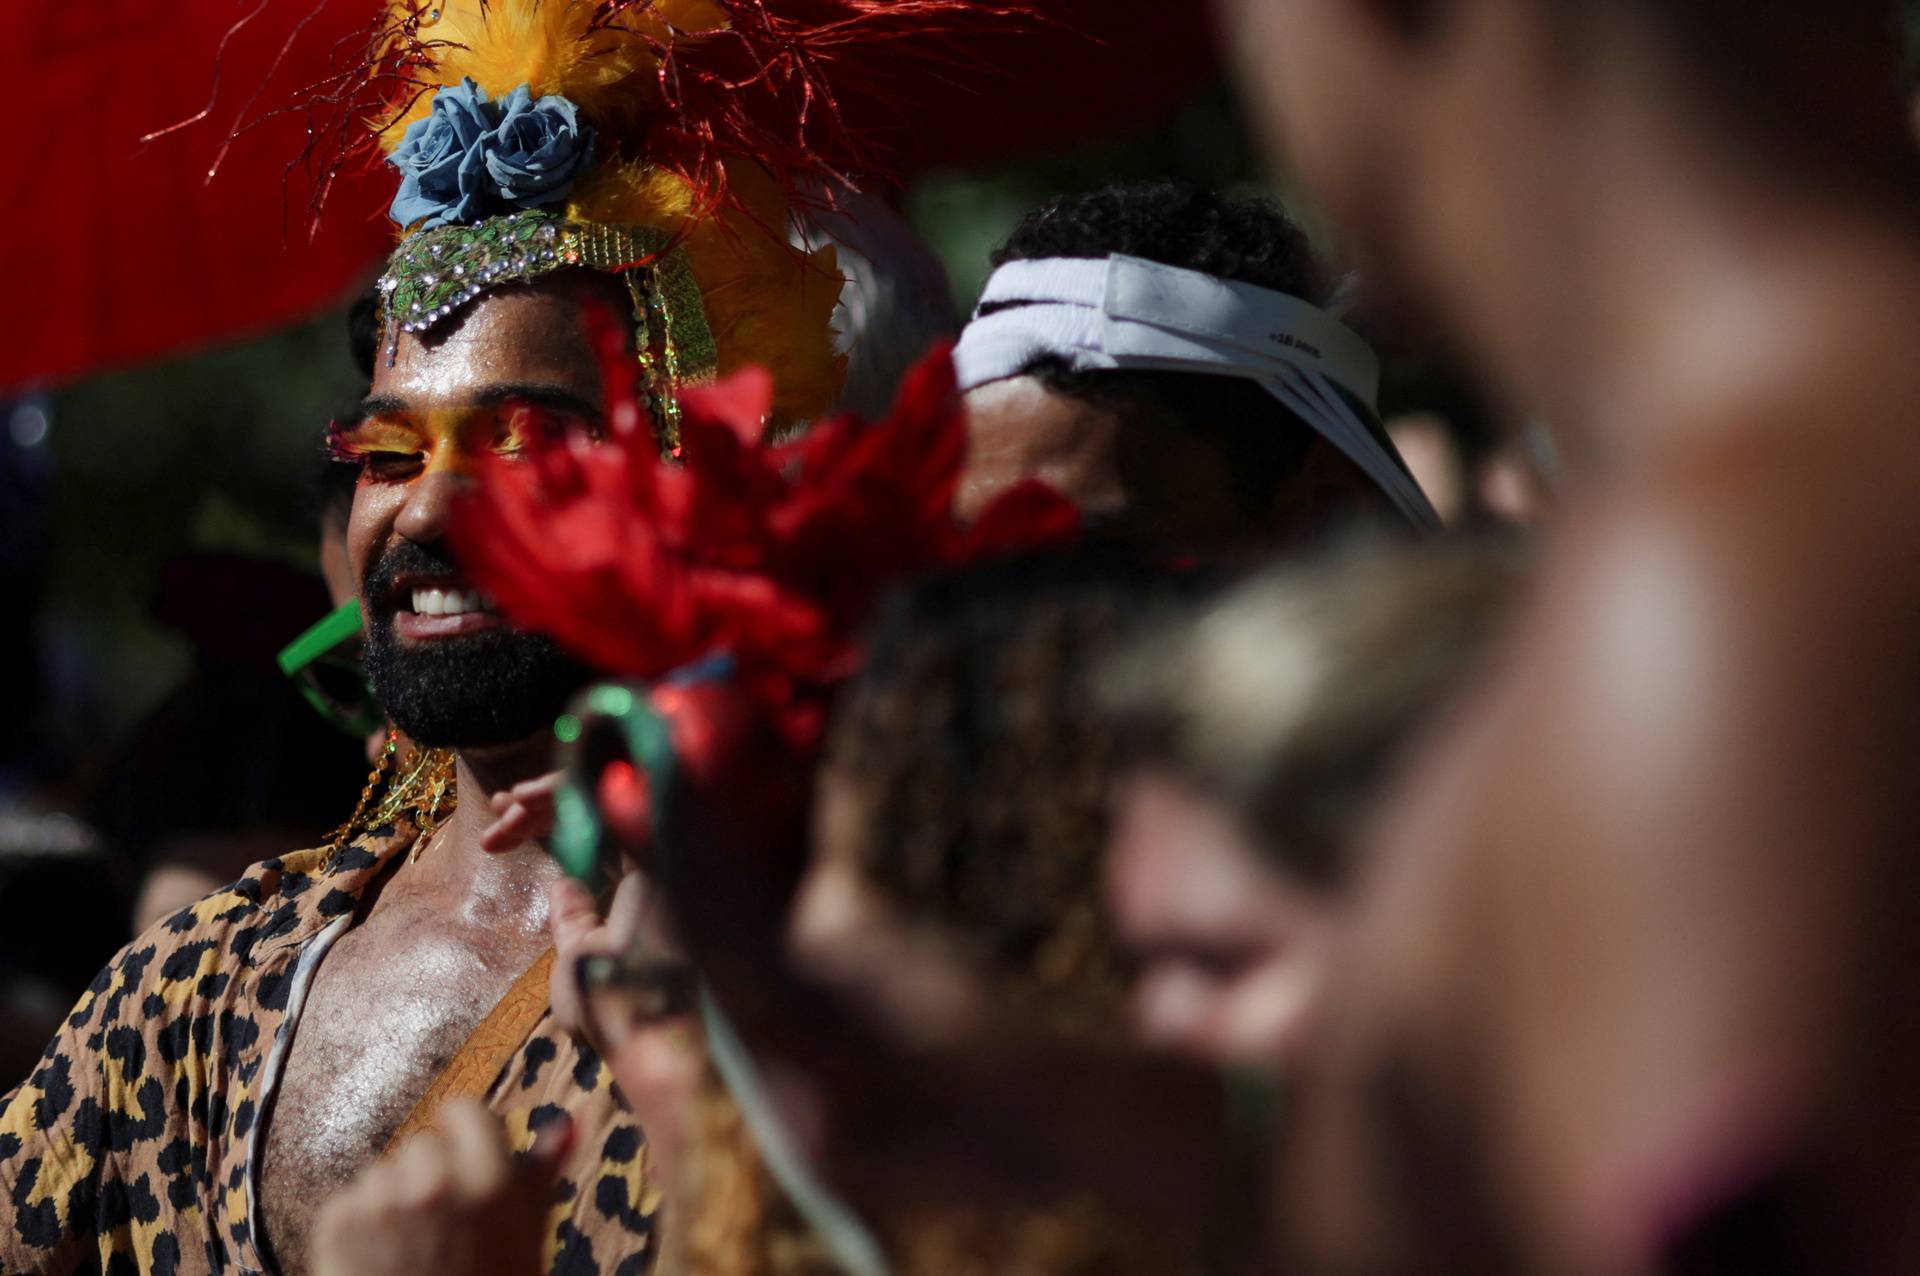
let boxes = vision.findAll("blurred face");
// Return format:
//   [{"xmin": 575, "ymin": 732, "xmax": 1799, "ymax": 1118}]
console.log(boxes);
[
  {"xmin": 1218, "ymin": 0, "xmax": 1397, "ymax": 253},
  {"xmin": 341, "ymin": 278, "xmax": 614, "ymax": 748},
  {"xmin": 1106, "ymin": 767, "xmax": 1342, "ymax": 1066}
]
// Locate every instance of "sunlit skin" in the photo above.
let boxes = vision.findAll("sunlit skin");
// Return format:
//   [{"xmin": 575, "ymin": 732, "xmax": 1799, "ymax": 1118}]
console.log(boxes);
[
  {"xmin": 960, "ymin": 375, "xmax": 1396, "ymax": 550},
  {"xmin": 257, "ymin": 276, "xmax": 625, "ymax": 1276},
  {"xmin": 333, "ymin": 364, "xmax": 604, "ymax": 643},
  {"xmin": 958, "ymin": 378, "xmax": 1131, "ymax": 525}
]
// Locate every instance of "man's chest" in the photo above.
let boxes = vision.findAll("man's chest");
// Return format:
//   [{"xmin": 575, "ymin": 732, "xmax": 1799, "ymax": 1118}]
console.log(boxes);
[{"xmin": 256, "ymin": 915, "xmax": 548, "ymax": 1274}]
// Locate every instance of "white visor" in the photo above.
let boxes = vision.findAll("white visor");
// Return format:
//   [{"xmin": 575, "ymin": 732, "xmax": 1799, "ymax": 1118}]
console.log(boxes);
[{"xmin": 953, "ymin": 254, "xmax": 1437, "ymax": 530}]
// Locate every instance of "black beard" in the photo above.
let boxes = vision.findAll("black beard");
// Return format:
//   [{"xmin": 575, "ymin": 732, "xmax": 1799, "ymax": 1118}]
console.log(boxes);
[{"xmin": 362, "ymin": 541, "xmax": 594, "ymax": 749}]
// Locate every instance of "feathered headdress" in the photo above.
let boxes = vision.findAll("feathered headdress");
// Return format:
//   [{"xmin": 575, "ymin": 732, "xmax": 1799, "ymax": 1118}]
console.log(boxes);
[{"xmin": 289, "ymin": 0, "xmax": 1043, "ymax": 440}]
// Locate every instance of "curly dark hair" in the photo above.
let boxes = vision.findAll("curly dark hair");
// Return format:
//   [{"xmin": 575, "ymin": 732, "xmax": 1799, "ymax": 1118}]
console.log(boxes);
[
  {"xmin": 983, "ymin": 181, "xmax": 1342, "ymax": 528},
  {"xmin": 824, "ymin": 550, "xmax": 1219, "ymax": 1001},
  {"xmin": 990, "ymin": 179, "xmax": 1331, "ymax": 304},
  {"xmin": 680, "ymin": 553, "xmax": 1219, "ymax": 1276}
]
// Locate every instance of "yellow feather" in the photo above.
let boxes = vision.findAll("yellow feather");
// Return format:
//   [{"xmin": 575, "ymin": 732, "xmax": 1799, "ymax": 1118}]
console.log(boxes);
[
  {"xmin": 379, "ymin": 0, "xmax": 729, "ymax": 151},
  {"xmin": 566, "ymin": 159, "xmax": 846, "ymax": 428}
]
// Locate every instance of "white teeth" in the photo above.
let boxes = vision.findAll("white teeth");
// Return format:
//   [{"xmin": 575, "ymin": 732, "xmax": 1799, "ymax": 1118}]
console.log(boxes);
[{"xmin": 410, "ymin": 587, "xmax": 492, "ymax": 618}]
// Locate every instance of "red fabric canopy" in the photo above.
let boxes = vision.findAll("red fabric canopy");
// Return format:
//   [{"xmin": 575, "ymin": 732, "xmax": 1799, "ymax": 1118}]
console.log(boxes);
[
  {"xmin": 2, "ymin": 1, "xmax": 1217, "ymax": 393},
  {"xmin": 4, "ymin": 1, "xmax": 396, "ymax": 393}
]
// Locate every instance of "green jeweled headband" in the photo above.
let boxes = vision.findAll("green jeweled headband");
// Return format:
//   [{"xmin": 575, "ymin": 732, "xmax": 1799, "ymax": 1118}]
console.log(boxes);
[{"xmin": 376, "ymin": 209, "xmax": 720, "ymax": 448}]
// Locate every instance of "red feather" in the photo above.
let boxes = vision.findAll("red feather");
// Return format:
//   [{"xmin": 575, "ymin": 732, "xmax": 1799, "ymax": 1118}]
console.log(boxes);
[
  {"xmin": 446, "ymin": 339, "xmax": 1079, "ymax": 749},
  {"xmin": 632, "ymin": 0, "xmax": 1060, "ymax": 214}
]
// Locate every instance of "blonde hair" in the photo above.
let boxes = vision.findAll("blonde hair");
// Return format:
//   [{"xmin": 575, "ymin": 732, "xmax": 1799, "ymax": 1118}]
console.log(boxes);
[{"xmin": 1105, "ymin": 537, "xmax": 1526, "ymax": 885}]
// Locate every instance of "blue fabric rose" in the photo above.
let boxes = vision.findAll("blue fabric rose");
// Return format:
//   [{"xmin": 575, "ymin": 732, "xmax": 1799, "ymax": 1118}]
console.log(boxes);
[
  {"xmin": 485, "ymin": 86, "xmax": 598, "ymax": 210},
  {"xmin": 386, "ymin": 79, "xmax": 597, "ymax": 230},
  {"xmin": 388, "ymin": 79, "xmax": 498, "ymax": 231}
]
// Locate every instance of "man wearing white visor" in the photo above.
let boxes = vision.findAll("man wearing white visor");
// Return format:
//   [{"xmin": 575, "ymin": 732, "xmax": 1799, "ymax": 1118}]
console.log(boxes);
[{"xmin": 955, "ymin": 182, "xmax": 1437, "ymax": 547}]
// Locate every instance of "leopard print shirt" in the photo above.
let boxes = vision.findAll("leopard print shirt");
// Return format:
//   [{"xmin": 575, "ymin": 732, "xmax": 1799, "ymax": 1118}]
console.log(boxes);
[{"xmin": 0, "ymin": 822, "xmax": 660, "ymax": 1276}]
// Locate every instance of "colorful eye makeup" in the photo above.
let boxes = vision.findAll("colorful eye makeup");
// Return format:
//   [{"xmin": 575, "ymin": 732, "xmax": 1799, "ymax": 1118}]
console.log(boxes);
[{"xmin": 326, "ymin": 399, "xmax": 600, "ymax": 481}]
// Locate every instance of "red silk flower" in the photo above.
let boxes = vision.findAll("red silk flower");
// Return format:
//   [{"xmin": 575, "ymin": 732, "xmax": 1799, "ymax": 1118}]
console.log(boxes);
[{"xmin": 447, "ymin": 342, "xmax": 1078, "ymax": 747}]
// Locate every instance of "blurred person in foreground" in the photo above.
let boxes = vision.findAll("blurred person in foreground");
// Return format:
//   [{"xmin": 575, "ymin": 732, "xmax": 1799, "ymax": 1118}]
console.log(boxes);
[
  {"xmin": 766, "ymin": 544, "xmax": 1516, "ymax": 1266},
  {"xmin": 954, "ymin": 181, "xmax": 1437, "ymax": 547},
  {"xmin": 1101, "ymin": 542, "xmax": 1519, "ymax": 1068},
  {"xmin": 1215, "ymin": 0, "xmax": 1920, "ymax": 1271},
  {"xmin": 0, "ymin": 2, "xmax": 1054, "ymax": 1271}
]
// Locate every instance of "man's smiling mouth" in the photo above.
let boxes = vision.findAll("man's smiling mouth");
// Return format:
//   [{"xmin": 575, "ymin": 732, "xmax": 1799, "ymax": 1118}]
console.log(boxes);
[
  {"xmin": 409, "ymin": 585, "xmax": 494, "ymax": 618},
  {"xmin": 388, "ymin": 576, "xmax": 506, "ymax": 640}
]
